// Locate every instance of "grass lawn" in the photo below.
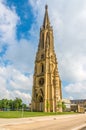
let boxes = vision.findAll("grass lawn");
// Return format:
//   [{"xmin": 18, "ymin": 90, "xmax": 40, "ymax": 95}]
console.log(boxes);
[{"xmin": 0, "ymin": 111, "xmax": 76, "ymax": 118}]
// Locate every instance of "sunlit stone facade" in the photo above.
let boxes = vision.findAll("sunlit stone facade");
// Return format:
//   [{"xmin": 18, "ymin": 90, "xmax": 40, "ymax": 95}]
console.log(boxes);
[{"xmin": 31, "ymin": 5, "xmax": 62, "ymax": 112}]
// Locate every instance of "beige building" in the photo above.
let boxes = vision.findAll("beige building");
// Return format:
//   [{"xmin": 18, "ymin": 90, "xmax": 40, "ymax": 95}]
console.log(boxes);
[
  {"xmin": 70, "ymin": 99, "xmax": 86, "ymax": 113},
  {"xmin": 62, "ymin": 99, "xmax": 71, "ymax": 112},
  {"xmin": 31, "ymin": 5, "xmax": 62, "ymax": 112}
]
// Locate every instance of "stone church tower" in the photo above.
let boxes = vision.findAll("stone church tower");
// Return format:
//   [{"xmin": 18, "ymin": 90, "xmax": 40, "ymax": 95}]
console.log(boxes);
[{"xmin": 32, "ymin": 5, "xmax": 62, "ymax": 112}]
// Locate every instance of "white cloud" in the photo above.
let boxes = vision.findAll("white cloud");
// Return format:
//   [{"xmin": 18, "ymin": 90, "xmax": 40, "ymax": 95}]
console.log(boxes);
[
  {"xmin": 64, "ymin": 82, "xmax": 86, "ymax": 99},
  {"xmin": 11, "ymin": 90, "xmax": 31, "ymax": 105},
  {"xmin": 0, "ymin": 66, "xmax": 33, "ymax": 91},
  {"xmin": 4, "ymin": 39, "xmax": 36, "ymax": 73},
  {"xmin": 0, "ymin": 0, "xmax": 19, "ymax": 43},
  {"xmin": 0, "ymin": 1, "xmax": 34, "ymax": 104},
  {"xmin": 0, "ymin": 0, "xmax": 36, "ymax": 73},
  {"xmin": 0, "ymin": 66, "xmax": 32, "ymax": 104}
]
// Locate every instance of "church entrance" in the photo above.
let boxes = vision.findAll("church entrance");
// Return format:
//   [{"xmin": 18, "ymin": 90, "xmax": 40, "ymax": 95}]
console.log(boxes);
[{"xmin": 38, "ymin": 96, "xmax": 43, "ymax": 112}]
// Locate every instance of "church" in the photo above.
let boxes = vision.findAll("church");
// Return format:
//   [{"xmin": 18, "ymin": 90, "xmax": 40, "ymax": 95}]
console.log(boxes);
[{"xmin": 31, "ymin": 5, "xmax": 62, "ymax": 112}]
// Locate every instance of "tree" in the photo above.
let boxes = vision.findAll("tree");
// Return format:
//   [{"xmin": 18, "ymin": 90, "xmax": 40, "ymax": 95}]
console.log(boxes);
[
  {"xmin": 14, "ymin": 98, "xmax": 22, "ymax": 110},
  {"xmin": 0, "ymin": 99, "xmax": 10, "ymax": 110},
  {"xmin": 9, "ymin": 99, "xmax": 14, "ymax": 110},
  {"xmin": 0, "ymin": 98, "xmax": 28, "ymax": 111},
  {"xmin": 57, "ymin": 100, "xmax": 62, "ymax": 112},
  {"xmin": 46, "ymin": 100, "xmax": 50, "ymax": 112},
  {"xmin": 22, "ymin": 103, "xmax": 27, "ymax": 110},
  {"xmin": 0, "ymin": 100, "xmax": 2, "ymax": 110},
  {"xmin": 62, "ymin": 102, "xmax": 66, "ymax": 112},
  {"xmin": 2, "ymin": 99, "xmax": 9, "ymax": 110}
]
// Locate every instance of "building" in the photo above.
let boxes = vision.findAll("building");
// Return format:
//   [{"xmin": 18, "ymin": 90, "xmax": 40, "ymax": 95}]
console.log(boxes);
[
  {"xmin": 31, "ymin": 5, "xmax": 62, "ymax": 112},
  {"xmin": 62, "ymin": 99, "xmax": 71, "ymax": 112},
  {"xmin": 70, "ymin": 99, "xmax": 86, "ymax": 113}
]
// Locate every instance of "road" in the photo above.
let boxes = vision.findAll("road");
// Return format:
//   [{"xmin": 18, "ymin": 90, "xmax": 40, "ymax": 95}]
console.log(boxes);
[{"xmin": 0, "ymin": 114, "xmax": 86, "ymax": 130}]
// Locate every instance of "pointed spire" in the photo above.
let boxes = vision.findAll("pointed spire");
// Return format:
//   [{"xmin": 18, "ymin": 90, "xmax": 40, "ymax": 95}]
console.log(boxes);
[{"xmin": 43, "ymin": 5, "xmax": 50, "ymax": 28}]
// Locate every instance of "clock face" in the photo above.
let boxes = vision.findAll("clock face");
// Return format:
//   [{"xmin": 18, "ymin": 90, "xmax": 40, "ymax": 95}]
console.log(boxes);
[{"xmin": 39, "ymin": 78, "xmax": 44, "ymax": 85}]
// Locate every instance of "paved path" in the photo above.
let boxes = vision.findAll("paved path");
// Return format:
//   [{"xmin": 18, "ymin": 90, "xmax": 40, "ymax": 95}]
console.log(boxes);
[{"xmin": 0, "ymin": 114, "xmax": 86, "ymax": 130}]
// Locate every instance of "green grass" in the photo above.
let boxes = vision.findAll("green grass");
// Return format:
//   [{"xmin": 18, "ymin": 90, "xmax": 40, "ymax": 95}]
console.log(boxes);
[{"xmin": 0, "ymin": 111, "xmax": 76, "ymax": 118}]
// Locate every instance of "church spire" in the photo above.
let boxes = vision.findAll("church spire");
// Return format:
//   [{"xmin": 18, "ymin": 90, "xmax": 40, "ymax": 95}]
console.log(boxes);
[
  {"xmin": 32, "ymin": 5, "xmax": 62, "ymax": 113},
  {"xmin": 43, "ymin": 5, "xmax": 50, "ymax": 28}
]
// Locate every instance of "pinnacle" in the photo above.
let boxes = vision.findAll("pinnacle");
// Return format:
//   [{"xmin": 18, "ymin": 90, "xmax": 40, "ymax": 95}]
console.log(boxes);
[
  {"xmin": 43, "ymin": 5, "xmax": 50, "ymax": 28},
  {"xmin": 45, "ymin": 5, "xmax": 48, "ymax": 10}
]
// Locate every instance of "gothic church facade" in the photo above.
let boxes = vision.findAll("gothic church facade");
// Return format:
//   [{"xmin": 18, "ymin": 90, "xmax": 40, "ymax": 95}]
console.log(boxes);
[{"xmin": 32, "ymin": 5, "xmax": 62, "ymax": 112}]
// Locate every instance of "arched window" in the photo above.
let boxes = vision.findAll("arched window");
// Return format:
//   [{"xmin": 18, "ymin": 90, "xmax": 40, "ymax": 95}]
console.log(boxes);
[
  {"xmin": 46, "ymin": 32, "xmax": 50, "ymax": 48},
  {"xmin": 41, "ymin": 64, "xmax": 44, "ymax": 73},
  {"xmin": 41, "ymin": 54, "xmax": 44, "ymax": 59},
  {"xmin": 41, "ymin": 33, "xmax": 44, "ymax": 49}
]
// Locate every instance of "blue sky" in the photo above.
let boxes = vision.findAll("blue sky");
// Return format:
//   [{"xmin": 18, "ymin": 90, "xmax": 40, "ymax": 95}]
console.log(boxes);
[
  {"xmin": 6, "ymin": 0, "xmax": 33, "ymax": 40},
  {"xmin": 0, "ymin": 0, "xmax": 86, "ymax": 104}
]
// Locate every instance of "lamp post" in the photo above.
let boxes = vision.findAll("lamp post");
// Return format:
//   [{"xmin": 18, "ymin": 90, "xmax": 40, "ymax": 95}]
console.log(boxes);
[{"xmin": 22, "ymin": 104, "xmax": 24, "ymax": 118}]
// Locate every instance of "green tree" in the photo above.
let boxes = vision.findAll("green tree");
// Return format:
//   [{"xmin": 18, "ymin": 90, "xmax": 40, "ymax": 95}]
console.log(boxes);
[
  {"xmin": 2, "ymin": 99, "xmax": 9, "ymax": 110},
  {"xmin": 9, "ymin": 99, "xmax": 14, "ymax": 110},
  {"xmin": 57, "ymin": 100, "xmax": 62, "ymax": 108},
  {"xmin": 57, "ymin": 100, "xmax": 62, "ymax": 112},
  {"xmin": 46, "ymin": 100, "xmax": 50, "ymax": 112},
  {"xmin": 0, "ymin": 100, "xmax": 2, "ymax": 110},
  {"xmin": 0, "ymin": 99, "xmax": 10, "ymax": 110},
  {"xmin": 14, "ymin": 98, "xmax": 22, "ymax": 110},
  {"xmin": 0, "ymin": 98, "xmax": 27, "ymax": 111},
  {"xmin": 62, "ymin": 102, "xmax": 66, "ymax": 111},
  {"xmin": 22, "ymin": 103, "xmax": 27, "ymax": 110}
]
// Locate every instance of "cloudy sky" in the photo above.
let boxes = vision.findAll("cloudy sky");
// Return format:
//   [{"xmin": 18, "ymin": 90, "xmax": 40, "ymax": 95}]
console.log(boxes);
[{"xmin": 0, "ymin": 0, "xmax": 86, "ymax": 104}]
